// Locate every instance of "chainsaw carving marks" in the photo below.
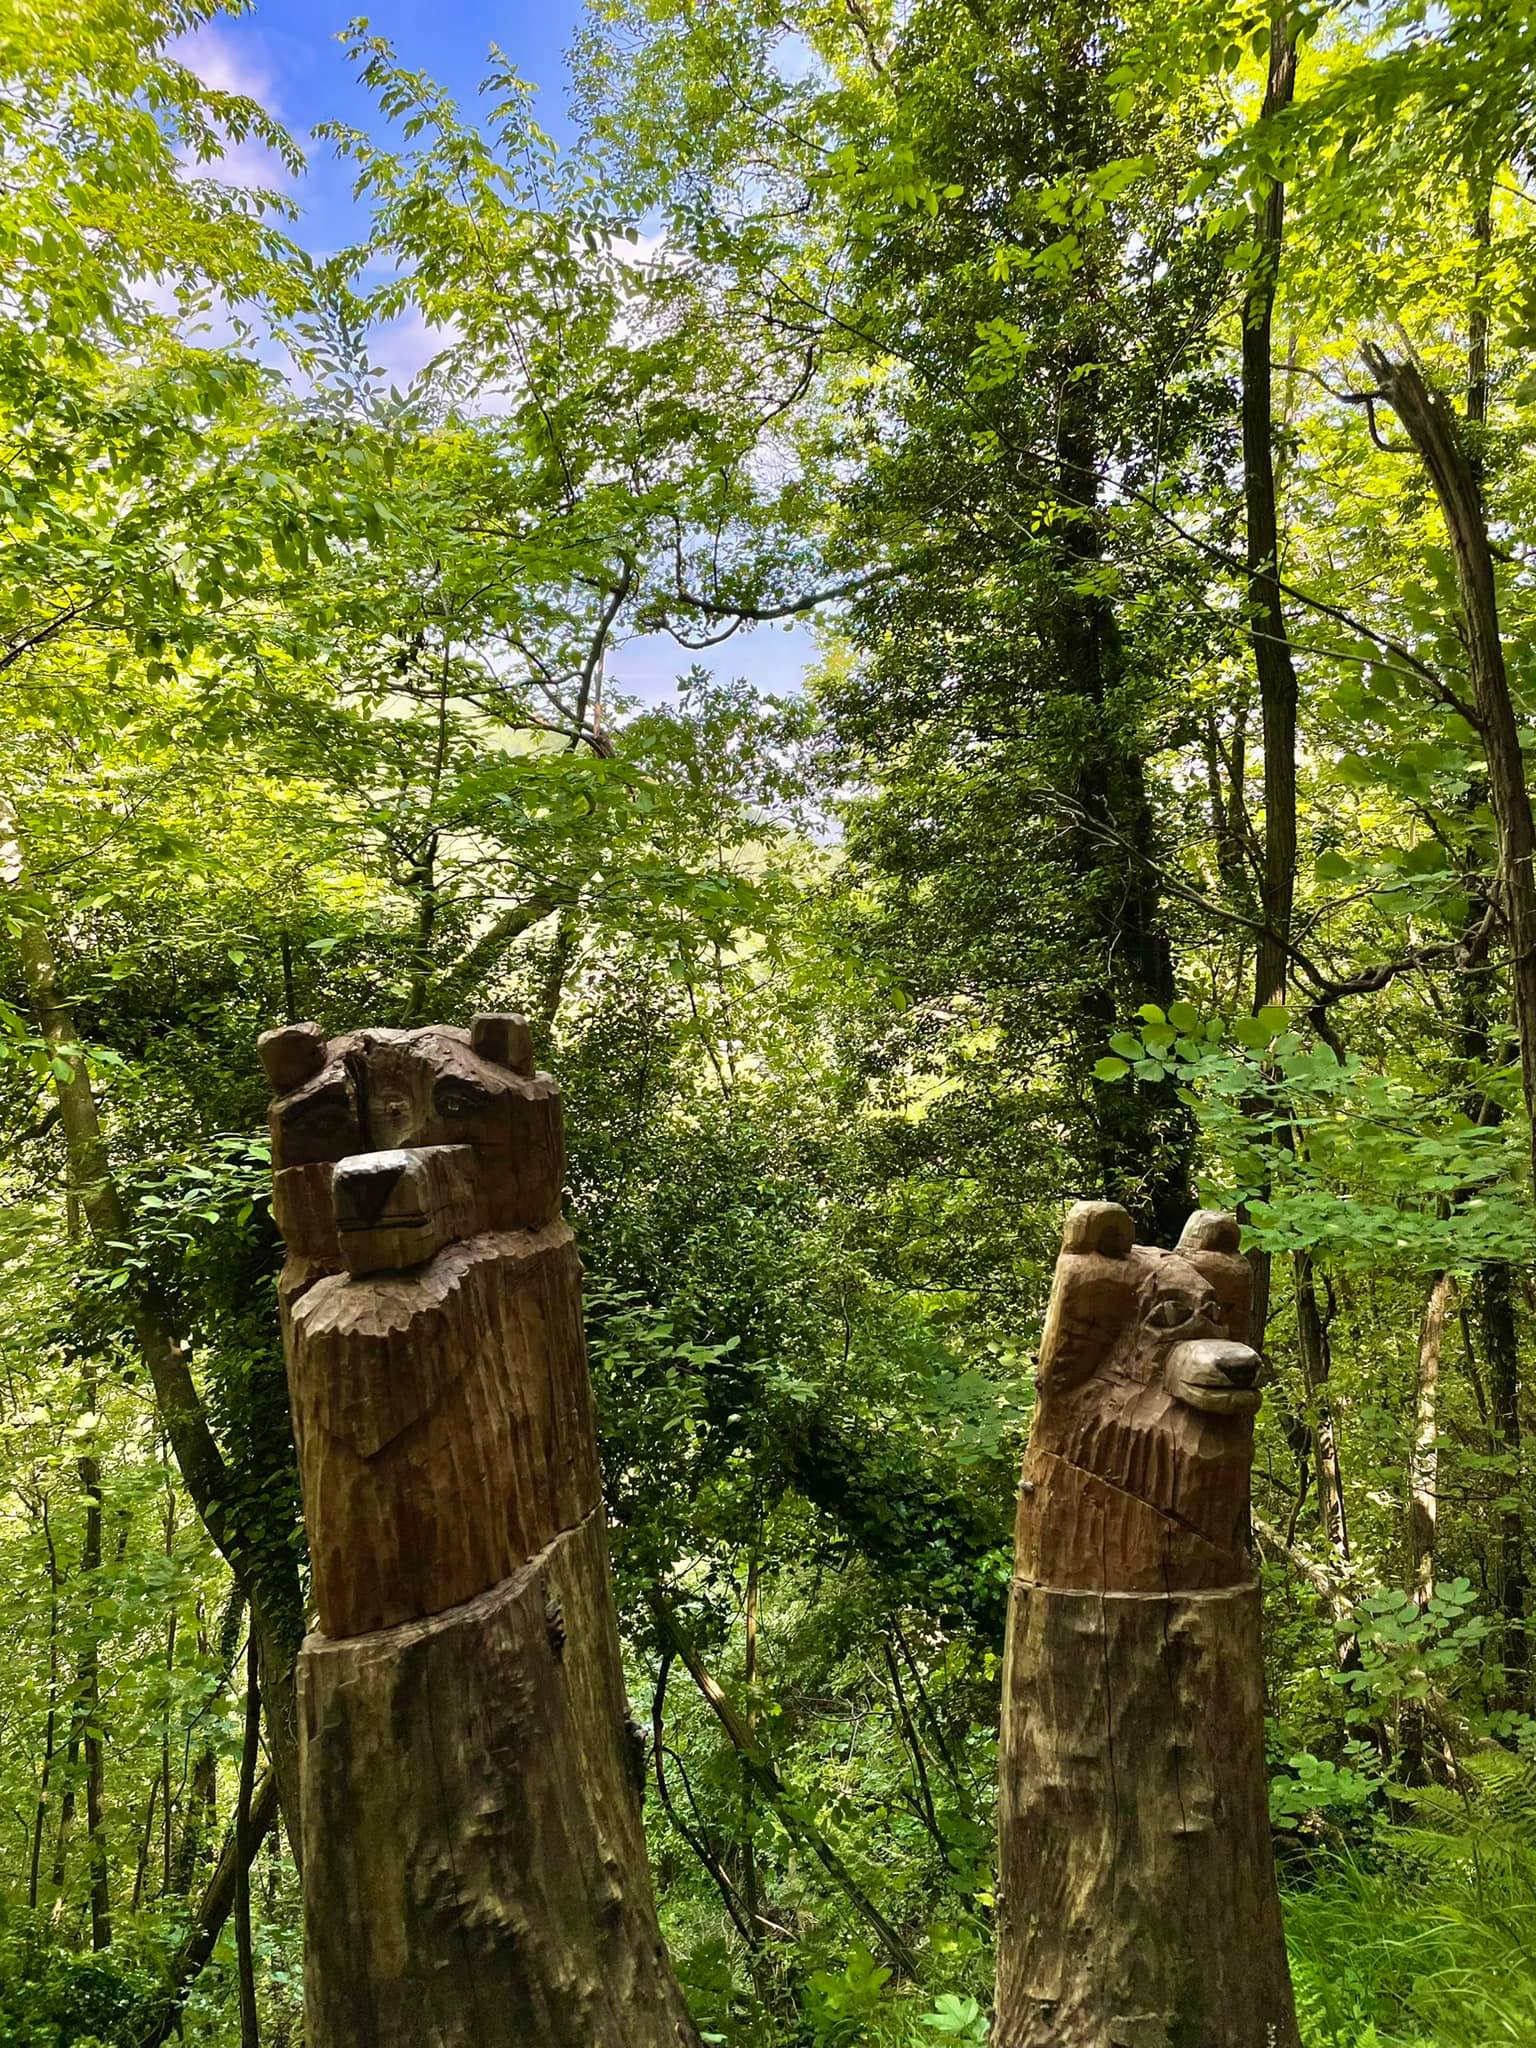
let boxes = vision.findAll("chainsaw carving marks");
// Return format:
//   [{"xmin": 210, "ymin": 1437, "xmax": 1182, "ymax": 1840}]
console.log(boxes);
[
  {"xmin": 260, "ymin": 1015, "xmax": 698, "ymax": 2048},
  {"xmin": 1014, "ymin": 1201, "xmax": 1262, "ymax": 1594},
  {"xmin": 995, "ymin": 1201, "xmax": 1300, "ymax": 2048}
]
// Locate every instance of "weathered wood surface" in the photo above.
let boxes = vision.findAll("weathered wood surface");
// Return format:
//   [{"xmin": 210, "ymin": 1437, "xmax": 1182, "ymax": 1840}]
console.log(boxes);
[
  {"xmin": 287, "ymin": 1222, "xmax": 600, "ymax": 1638},
  {"xmin": 263, "ymin": 1015, "xmax": 697, "ymax": 2048},
  {"xmin": 996, "ymin": 1579, "xmax": 1297, "ymax": 2048},
  {"xmin": 1013, "ymin": 1203, "xmax": 1261, "ymax": 1594},
  {"xmin": 301, "ymin": 1510, "xmax": 697, "ymax": 2048},
  {"xmin": 997, "ymin": 1202, "xmax": 1299, "ymax": 2048}
]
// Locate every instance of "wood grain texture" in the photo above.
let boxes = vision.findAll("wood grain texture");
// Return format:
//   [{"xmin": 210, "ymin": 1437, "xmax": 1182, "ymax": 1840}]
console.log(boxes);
[
  {"xmin": 300, "ymin": 1510, "xmax": 699, "ymax": 2048},
  {"xmin": 285, "ymin": 1224, "xmax": 601, "ymax": 1638},
  {"xmin": 1019, "ymin": 1207, "xmax": 1260, "ymax": 1592},
  {"xmin": 997, "ymin": 1204, "xmax": 1298, "ymax": 2048},
  {"xmin": 996, "ymin": 1580, "xmax": 1299, "ymax": 2048},
  {"xmin": 264, "ymin": 1017, "xmax": 697, "ymax": 2048}
]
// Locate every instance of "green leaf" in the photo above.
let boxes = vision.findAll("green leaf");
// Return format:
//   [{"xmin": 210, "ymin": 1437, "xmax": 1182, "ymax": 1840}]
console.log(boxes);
[{"xmin": 1093, "ymin": 1056, "xmax": 1130, "ymax": 1081}]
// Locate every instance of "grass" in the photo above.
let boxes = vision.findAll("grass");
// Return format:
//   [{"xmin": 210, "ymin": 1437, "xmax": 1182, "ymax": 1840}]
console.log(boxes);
[{"xmin": 1284, "ymin": 1833, "xmax": 1536, "ymax": 2047}]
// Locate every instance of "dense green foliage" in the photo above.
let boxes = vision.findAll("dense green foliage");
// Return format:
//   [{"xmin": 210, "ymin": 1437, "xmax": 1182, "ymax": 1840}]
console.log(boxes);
[{"xmin": 2, "ymin": 0, "xmax": 1536, "ymax": 2040}]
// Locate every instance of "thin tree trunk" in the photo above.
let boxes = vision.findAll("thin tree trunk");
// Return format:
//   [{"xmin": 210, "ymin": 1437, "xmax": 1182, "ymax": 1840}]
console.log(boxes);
[
  {"xmin": 29, "ymin": 1496, "xmax": 60, "ymax": 1911},
  {"xmin": 1410, "ymin": 1272, "xmax": 1453, "ymax": 1600},
  {"xmin": 647, "ymin": 1590, "xmax": 918, "ymax": 1978},
  {"xmin": 1363, "ymin": 348, "xmax": 1536, "ymax": 1198},
  {"xmin": 76, "ymin": 1366, "xmax": 111, "ymax": 1952},
  {"xmin": 741, "ymin": 1544, "xmax": 761, "ymax": 1937},
  {"xmin": 5, "ymin": 870, "xmax": 305, "ymax": 1864},
  {"xmin": 1477, "ymin": 1264, "xmax": 1529, "ymax": 1706},
  {"xmin": 236, "ymin": 1634, "xmax": 261, "ymax": 2048},
  {"xmin": 1241, "ymin": 6, "xmax": 1300, "ymax": 1350},
  {"xmin": 1244, "ymin": 7, "xmax": 1300, "ymax": 1014},
  {"xmin": 137, "ymin": 1774, "xmax": 281, "ymax": 2048},
  {"xmin": 881, "ymin": 1640, "xmax": 941, "ymax": 1845},
  {"xmin": 1295, "ymin": 1252, "xmax": 1350, "ymax": 1564}
]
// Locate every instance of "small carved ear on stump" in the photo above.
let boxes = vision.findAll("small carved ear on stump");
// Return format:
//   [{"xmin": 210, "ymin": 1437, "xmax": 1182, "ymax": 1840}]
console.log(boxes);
[
  {"xmin": 470, "ymin": 1012, "xmax": 535, "ymax": 1076},
  {"xmin": 1178, "ymin": 1210, "xmax": 1243, "ymax": 1256},
  {"xmin": 258, "ymin": 1022, "xmax": 327, "ymax": 1096},
  {"xmin": 1060, "ymin": 1200, "xmax": 1136, "ymax": 1258}
]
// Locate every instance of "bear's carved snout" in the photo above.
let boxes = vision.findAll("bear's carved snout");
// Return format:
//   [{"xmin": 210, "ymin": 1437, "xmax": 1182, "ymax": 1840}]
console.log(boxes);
[
  {"xmin": 1165, "ymin": 1335, "xmax": 1262, "ymax": 1415},
  {"xmin": 333, "ymin": 1143, "xmax": 479, "ymax": 1276}
]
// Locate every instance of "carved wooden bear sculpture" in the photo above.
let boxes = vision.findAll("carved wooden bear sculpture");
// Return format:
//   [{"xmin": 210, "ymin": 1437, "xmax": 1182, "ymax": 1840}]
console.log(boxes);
[
  {"xmin": 261, "ymin": 1016, "xmax": 698, "ymax": 2048},
  {"xmin": 1014, "ymin": 1200, "xmax": 1261, "ymax": 1594},
  {"xmin": 996, "ymin": 1202, "xmax": 1299, "ymax": 2048}
]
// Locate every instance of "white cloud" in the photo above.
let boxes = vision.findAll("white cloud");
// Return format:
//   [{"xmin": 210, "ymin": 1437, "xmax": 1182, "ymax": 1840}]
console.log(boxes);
[
  {"xmin": 371, "ymin": 308, "xmax": 459, "ymax": 389},
  {"xmin": 173, "ymin": 24, "xmax": 279, "ymax": 108},
  {"xmin": 169, "ymin": 24, "xmax": 296, "ymax": 195}
]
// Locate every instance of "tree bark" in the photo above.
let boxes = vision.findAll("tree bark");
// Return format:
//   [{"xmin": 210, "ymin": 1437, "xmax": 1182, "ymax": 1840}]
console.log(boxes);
[
  {"xmin": 236, "ymin": 1634, "xmax": 262, "ymax": 2048},
  {"xmin": 137, "ymin": 1774, "xmax": 281, "ymax": 2048},
  {"xmin": 79, "ymin": 1408, "xmax": 111, "ymax": 1953},
  {"xmin": 1244, "ymin": 8, "xmax": 1301, "ymax": 1017},
  {"xmin": 996, "ymin": 1582, "xmax": 1299, "ymax": 2048},
  {"xmin": 1410, "ymin": 1272, "xmax": 1452, "ymax": 1601},
  {"xmin": 997, "ymin": 1203, "xmax": 1298, "ymax": 2048},
  {"xmin": 1295, "ymin": 1251, "xmax": 1350, "ymax": 1565},
  {"xmin": 302, "ymin": 1515, "xmax": 694, "ymax": 2047},
  {"xmin": 1477, "ymin": 1264, "xmax": 1529, "ymax": 1707},
  {"xmin": 1363, "ymin": 345, "xmax": 1536, "ymax": 1197},
  {"xmin": 1240, "ymin": 7, "xmax": 1299, "ymax": 1352}
]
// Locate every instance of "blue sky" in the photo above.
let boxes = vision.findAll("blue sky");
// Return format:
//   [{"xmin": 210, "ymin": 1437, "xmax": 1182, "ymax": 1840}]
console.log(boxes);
[{"xmin": 184, "ymin": 0, "xmax": 819, "ymax": 706}]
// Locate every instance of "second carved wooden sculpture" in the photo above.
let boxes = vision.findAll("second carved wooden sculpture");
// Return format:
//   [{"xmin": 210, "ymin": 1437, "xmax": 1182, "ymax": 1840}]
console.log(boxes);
[
  {"xmin": 996, "ymin": 1202, "xmax": 1300, "ymax": 2048},
  {"xmin": 261, "ymin": 1015, "xmax": 698, "ymax": 2048}
]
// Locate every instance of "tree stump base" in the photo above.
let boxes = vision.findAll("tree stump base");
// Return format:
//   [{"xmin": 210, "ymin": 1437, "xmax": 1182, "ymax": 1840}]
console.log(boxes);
[
  {"xmin": 996, "ymin": 1577, "xmax": 1299, "ymax": 2048},
  {"xmin": 300, "ymin": 1507, "xmax": 697, "ymax": 2048}
]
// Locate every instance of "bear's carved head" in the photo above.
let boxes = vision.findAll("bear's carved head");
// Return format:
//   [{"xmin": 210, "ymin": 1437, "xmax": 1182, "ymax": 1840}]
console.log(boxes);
[
  {"xmin": 1015, "ymin": 1201, "xmax": 1263, "ymax": 1591},
  {"xmin": 260, "ymin": 1014, "xmax": 563, "ymax": 1279}
]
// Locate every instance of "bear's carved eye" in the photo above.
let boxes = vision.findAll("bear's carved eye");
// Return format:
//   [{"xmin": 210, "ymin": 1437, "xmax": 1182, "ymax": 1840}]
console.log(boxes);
[
  {"xmin": 433, "ymin": 1076, "xmax": 494, "ymax": 1120},
  {"xmin": 1146, "ymin": 1296, "xmax": 1197, "ymax": 1332}
]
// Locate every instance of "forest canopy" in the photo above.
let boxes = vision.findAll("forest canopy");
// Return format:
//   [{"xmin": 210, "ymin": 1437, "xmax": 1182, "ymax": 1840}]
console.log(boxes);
[{"xmin": 2, "ymin": 0, "xmax": 1535, "ymax": 2040}]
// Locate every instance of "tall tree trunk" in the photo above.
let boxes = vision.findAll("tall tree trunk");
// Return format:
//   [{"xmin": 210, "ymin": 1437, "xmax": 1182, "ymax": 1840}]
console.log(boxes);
[
  {"xmin": 1244, "ymin": 8, "xmax": 1300, "ymax": 1016},
  {"xmin": 1056, "ymin": 371, "xmax": 1192, "ymax": 1241},
  {"xmin": 1478, "ymin": 1264, "xmax": 1529, "ymax": 1707},
  {"xmin": 77, "ymin": 1381, "xmax": 111, "ymax": 1952},
  {"xmin": 1295, "ymin": 1252, "xmax": 1350, "ymax": 1565},
  {"xmin": 236, "ymin": 1634, "xmax": 262, "ymax": 2048},
  {"xmin": 1364, "ymin": 348, "xmax": 1536, "ymax": 1197},
  {"xmin": 28, "ymin": 1497, "xmax": 60, "ymax": 1911},
  {"xmin": 1366, "ymin": 341, "xmax": 1532, "ymax": 1704},
  {"xmin": 1241, "ymin": 6, "xmax": 1300, "ymax": 1349}
]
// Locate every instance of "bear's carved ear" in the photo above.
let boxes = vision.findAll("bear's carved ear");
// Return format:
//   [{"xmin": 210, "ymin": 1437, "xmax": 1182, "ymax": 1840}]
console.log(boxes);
[
  {"xmin": 258, "ymin": 1022, "xmax": 327, "ymax": 1096},
  {"xmin": 1038, "ymin": 1203, "xmax": 1137, "ymax": 1393},
  {"xmin": 1061, "ymin": 1200, "xmax": 1136, "ymax": 1258},
  {"xmin": 1178, "ymin": 1210, "xmax": 1242, "ymax": 1256}
]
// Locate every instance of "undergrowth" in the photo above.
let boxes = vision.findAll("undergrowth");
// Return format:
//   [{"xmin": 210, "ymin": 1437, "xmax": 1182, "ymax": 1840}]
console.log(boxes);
[{"xmin": 1284, "ymin": 1754, "xmax": 1536, "ymax": 2047}]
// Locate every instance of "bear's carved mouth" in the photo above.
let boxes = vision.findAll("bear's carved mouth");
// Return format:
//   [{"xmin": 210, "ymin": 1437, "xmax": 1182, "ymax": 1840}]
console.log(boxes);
[{"xmin": 331, "ymin": 1145, "xmax": 480, "ymax": 1277}]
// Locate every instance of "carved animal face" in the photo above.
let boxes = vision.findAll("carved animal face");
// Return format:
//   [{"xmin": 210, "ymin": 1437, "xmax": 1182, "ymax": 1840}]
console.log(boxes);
[
  {"xmin": 1016, "ymin": 1202, "xmax": 1262, "ymax": 1589},
  {"xmin": 260, "ymin": 1015, "xmax": 564, "ymax": 1275},
  {"xmin": 1037, "ymin": 1202, "xmax": 1258, "ymax": 1418}
]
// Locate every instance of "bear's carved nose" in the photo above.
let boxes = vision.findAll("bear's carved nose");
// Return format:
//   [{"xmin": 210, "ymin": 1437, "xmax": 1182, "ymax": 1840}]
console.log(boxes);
[
  {"xmin": 336, "ymin": 1154, "xmax": 412, "ymax": 1228},
  {"xmin": 332, "ymin": 1146, "xmax": 478, "ymax": 1276},
  {"xmin": 1165, "ymin": 1337, "xmax": 1263, "ymax": 1417}
]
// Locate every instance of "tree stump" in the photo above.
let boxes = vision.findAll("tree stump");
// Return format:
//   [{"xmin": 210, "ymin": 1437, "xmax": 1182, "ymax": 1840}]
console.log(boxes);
[
  {"xmin": 995, "ymin": 1202, "xmax": 1300, "ymax": 2048},
  {"xmin": 261, "ymin": 1015, "xmax": 698, "ymax": 2048}
]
